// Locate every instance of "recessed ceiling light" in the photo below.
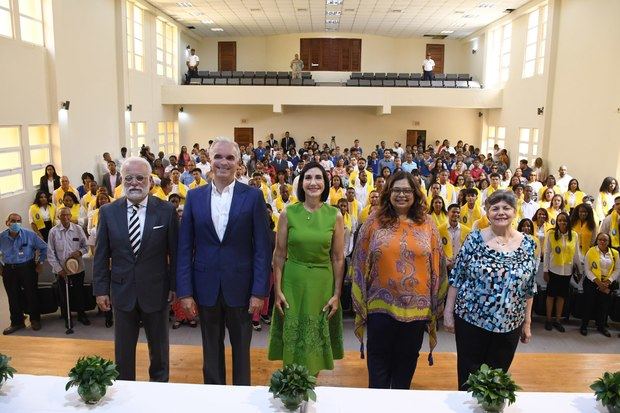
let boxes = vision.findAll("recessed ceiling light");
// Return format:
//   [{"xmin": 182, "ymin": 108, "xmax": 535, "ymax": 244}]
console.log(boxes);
[
  {"xmin": 176, "ymin": 2, "xmax": 193, "ymax": 7},
  {"xmin": 454, "ymin": 10, "xmax": 465, "ymax": 14},
  {"xmin": 326, "ymin": 10, "xmax": 341, "ymax": 16},
  {"xmin": 249, "ymin": 8, "xmax": 261, "ymax": 12},
  {"xmin": 325, "ymin": 19, "xmax": 339, "ymax": 24},
  {"xmin": 326, "ymin": 0, "xmax": 343, "ymax": 4},
  {"xmin": 297, "ymin": 8, "xmax": 307, "ymax": 12},
  {"xmin": 344, "ymin": 8, "xmax": 356, "ymax": 12},
  {"xmin": 478, "ymin": 2, "xmax": 495, "ymax": 8},
  {"xmin": 441, "ymin": 30, "xmax": 454, "ymax": 34},
  {"xmin": 201, "ymin": 19, "xmax": 213, "ymax": 24},
  {"xmin": 391, "ymin": 9, "xmax": 403, "ymax": 13},
  {"xmin": 463, "ymin": 14, "xmax": 479, "ymax": 18},
  {"xmin": 211, "ymin": 27, "xmax": 224, "ymax": 31},
  {"xmin": 189, "ymin": 11, "xmax": 203, "ymax": 16}
]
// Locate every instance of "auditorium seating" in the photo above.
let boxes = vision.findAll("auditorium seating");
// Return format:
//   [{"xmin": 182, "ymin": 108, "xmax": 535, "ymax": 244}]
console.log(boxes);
[
  {"xmin": 345, "ymin": 72, "xmax": 479, "ymax": 88},
  {"xmin": 187, "ymin": 70, "xmax": 315, "ymax": 86}
]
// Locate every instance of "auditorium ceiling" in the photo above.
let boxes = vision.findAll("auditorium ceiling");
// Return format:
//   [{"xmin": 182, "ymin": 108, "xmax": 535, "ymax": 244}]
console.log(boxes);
[{"xmin": 147, "ymin": 0, "xmax": 532, "ymax": 38}]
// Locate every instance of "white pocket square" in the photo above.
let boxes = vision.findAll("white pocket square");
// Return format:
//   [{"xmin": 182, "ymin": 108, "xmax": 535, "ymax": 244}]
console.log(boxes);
[{"xmin": 153, "ymin": 225, "xmax": 165, "ymax": 230}]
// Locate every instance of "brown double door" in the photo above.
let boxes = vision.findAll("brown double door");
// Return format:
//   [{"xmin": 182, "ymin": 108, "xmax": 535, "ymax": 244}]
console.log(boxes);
[
  {"xmin": 234, "ymin": 127, "xmax": 253, "ymax": 148},
  {"xmin": 407, "ymin": 130, "xmax": 427, "ymax": 149},
  {"xmin": 425, "ymin": 44, "xmax": 444, "ymax": 74},
  {"xmin": 218, "ymin": 41, "xmax": 236, "ymax": 71},
  {"xmin": 300, "ymin": 38, "xmax": 361, "ymax": 71}
]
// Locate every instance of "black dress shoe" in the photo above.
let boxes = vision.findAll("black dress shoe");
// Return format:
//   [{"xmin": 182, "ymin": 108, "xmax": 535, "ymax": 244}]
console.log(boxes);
[
  {"xmin": 105, "ymin": 318, "xmax": 114, "ymax": 328},
  {"xmin": 598, "ymin": 328, "xmax": 612, "ymax": 338},
  {"xmin": 580, "ymin": 325, "xmax": 588, "ymax": 336},
  {"xmin": 3, "ymin": 324, "xmax": 25, "ymax": 335},
  {"xmin": 31, "ymin": 320, "xmax": 41, "ymax": 331},
  {"xmin": 77, "ymin": 314, "xmax": 91, "ymax": 326},
  {"xmin": 552, "ymin": 321, "xmax": 565, "ymax": 333},
  {"xmin": 544, "ymin": 321, "xmax": 553, "ymax": 331}
]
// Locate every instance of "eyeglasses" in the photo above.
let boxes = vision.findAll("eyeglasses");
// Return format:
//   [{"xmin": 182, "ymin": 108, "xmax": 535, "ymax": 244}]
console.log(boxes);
[
  {"xmin": 391, "ymin": 188, "xmax": 414, "ymax": 196},
  {"xmin": 124, "ymin": 175, "xmax": 147, "ymax": 183}
]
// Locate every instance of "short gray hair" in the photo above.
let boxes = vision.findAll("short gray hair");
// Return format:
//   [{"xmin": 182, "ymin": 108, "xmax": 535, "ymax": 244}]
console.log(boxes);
[
  {"xmin": 120, "ymin": 156, "xmax": 152, "ymax": 177},
  {"xmin": 485, "ymin": 189, "xmax": 517, "ymax": 210},
  {"xmin": 209, "ymin": 137, "xmax": 241, "ymax": 161}
]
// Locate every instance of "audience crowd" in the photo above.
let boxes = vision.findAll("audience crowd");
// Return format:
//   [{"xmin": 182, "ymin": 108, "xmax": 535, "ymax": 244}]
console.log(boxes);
[{"xmin": 2, "ymin": 131, "xmax": 620, "ymax": 390}]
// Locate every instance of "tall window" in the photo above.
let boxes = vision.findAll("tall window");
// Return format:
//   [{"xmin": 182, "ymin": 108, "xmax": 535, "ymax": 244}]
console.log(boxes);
[
  {"xmin": 0, "ymin": 126, "xmax": 24, "ymax": 197},
  {"xmin": 483, "ymin": 126, "xmax": 506, "ymax": 155},
  {"xmin": 0, "ymin": 0, "xmax": 12, "ymax": 39},
  {"xmin": 129, "ymin": 122, "xmax": 146, "ymax": 156},
  {"xmin": 157, "ymin": 121, "xmax": 178, "ymax": 155},
  {"xmin": 523, "ymin": 5, "xmax": 548, "ymax": 78},
  {"xmin": 156, "ymin": 18, "xmax": 178, "ymax": 80},
  {"xmin": 18, "ymin": 0, "xmax": 44, "ymax": 46},
  {"xmin": 126, "ymin": 1, "xmax": 144, "ymax": 71},
  {"xmin": 485, "ymin": 23, "xmax": 512, "ymax": 88},
  {"xmin": 28, "ymin": 125, "xmax": 51, "ymax": 187},
  {"xmin": 518, "ymin": 128, "xmax": 540, "ymax": 164}
]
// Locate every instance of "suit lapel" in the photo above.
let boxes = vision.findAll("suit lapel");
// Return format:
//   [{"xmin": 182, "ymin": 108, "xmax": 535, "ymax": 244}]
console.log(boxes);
[
  {"xmin": 138, "ymin": 196, "xmax": 156, "ymax": 259},
  {"xmin": 203, "ymin": 184, "xmax": 218, "ymax": 241},
  {"xmin": 222, "ymin": 183, "xmax": 247, "ymax": 243}
]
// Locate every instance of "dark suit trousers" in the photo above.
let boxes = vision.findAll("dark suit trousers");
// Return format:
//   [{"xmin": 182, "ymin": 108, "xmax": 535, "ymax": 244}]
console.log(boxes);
[
  {"xmin": 114, "ymin": 303, "xmax": 169, "ymax": 382},
  {"xmin": 581, "ymin": 277, "xmax": 613, "ymax": 328},
  {"xmin": 2, "ymin": 261, "xmax": 39, "ymax": 325},
  {"xmin": 57, "ymin": 271, "xmax": 86, "ymax": 318},
  {"xmin": 198, "ymin": 293, "xmax": 253, "ymax": 385}
]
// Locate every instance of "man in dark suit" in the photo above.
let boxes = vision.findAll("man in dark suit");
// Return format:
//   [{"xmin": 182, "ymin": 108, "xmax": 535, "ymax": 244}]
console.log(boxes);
[
  {"xmin": 272, "ymin": 150, "xmax": 288, "ymax": 173},
  {"xmin": 177, "ymin": 138, "xmax": 271, "ymax": 386},
  {"xmin": 93, "ymin": 156, "xmax": 178, "ymax": 382},
  {"xmin": 266, "ymin": 133, "xmax": 278, "ymax": 149},
  {"xmin": 101, "ymin": 161, "xmax": 122, "ymax": 195},
  {"xmin": 280, "ymin": 131, "xmax": 296, "ymax": 152}
]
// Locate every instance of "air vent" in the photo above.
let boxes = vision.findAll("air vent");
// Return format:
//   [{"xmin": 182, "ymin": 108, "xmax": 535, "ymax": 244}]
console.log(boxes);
[
  {"xmin": 423, "ymin": 34, "xmax": 448, "ymax": 39},
  {"xmin": 297, "ymin": 8, "xmax": 307, "ymax": 12},
  {"xmin": 187, "ymin": 25, "xmax": 196, "ymax": 29},
  {"xmin": 504, "ymin": 8, "xmax": 515, "ymax": 13},
  {"xmin": 249, "ymin": 8, "xmax": 261, "ymax": 12}
]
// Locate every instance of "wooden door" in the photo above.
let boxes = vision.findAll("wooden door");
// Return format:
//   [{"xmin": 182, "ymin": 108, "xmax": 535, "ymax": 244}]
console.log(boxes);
[
  {"xmin": 407, "ymin": 130, "xmax": 427, "ymax": 149},
  {"xmin": 425, "ymin": 44, "xmax": 445, "ymax": 74},
  {"xmin": 218, "ymin": 41, "xmax": 236, "ymax": 71},
  {"xmin": 300, "ymin": 38, "xmax": 361, "ymax": 71},
  {"xmin": 234, "ymin": 127, "xmax": 253, "ymax": 148}
]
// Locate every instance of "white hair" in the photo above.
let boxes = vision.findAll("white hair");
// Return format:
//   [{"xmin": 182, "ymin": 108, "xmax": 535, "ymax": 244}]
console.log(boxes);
[
  {"xmin": 208, "ymin": 137, "xmax": 241, "ymax": 161},
  {"xmin": 120, "ymin": 156, "xmax": 152, "ymax": 177}
]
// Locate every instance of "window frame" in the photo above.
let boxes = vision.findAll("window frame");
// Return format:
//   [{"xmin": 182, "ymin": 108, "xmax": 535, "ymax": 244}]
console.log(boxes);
[
  {"xmin": 0, "ymin": 125, "xmax": 25, "ymax": 198},
  {"xmin": 129, "ymin": 121, "xmax": 147, "ymax": 156},
  {"xmin": 126, "ymin": 0, "xmax": 145, "ymax": 72},
  {"xmin": 28, "ymin": 124, "xmax": 51, "ymax": 188},
  {"xmin": 157, "ymin": 121, "xmax": 179, "ymax": 155},
  {"xmin": 156, "ymin": 17, "xmax": 178, "ymax": 81},
  {"xmin": 523, "ymin": 4, "xmax": 548, "ymax": 79},
  {"xmin": 0, "ymin": 0, "xmax": 13, "ymax": 39},
  {"xmin": 17, "ymin": 0, "xmax": 44, "ymax": 46}
]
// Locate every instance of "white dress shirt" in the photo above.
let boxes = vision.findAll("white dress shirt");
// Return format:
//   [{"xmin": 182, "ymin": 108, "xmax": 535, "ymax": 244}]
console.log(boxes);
[
  {"xmin": 423, "ymin": 58, "xmax": 435, "ymax": 71},
  {"xmin": 46, "ymin": 222, "xmax": 88, "ymax": 274},
  {"xmin": 520, "ymin": 199, "xmax": 539, "ymax": 220},
  {"xmin": 556, "ymin": 174, "xmax": 573, "ymax": 193},
  {"xmin": 109, "ymin": 174, "xmax": 117, "ymax": 191},
  {"xmin": 585, "ymin": 247, "xmax": 620, "ymax": 282},
  {"xmin": 196, "ymin": 161, "xmax": 211, "ymax": 177},
  {"xmin": 211, "ymin": 180, "xmax": 235, "ymax": 241},
  {"xmin": 127, "ymin": 197, "xmax": 148, "ymax": 243},
  {"xmin": 47, "ymin": 179, "xmax": 55, "ymax": 195},
  {"xmin": 447, "ymin": 224, "xmax": 462, "ymax": 259}
]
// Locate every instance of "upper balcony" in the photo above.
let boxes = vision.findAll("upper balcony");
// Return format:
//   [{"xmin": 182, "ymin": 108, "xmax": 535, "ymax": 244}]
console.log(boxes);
[{"xmin": 161, "ymin": 72, "xmax": 502, "ymax": 114}]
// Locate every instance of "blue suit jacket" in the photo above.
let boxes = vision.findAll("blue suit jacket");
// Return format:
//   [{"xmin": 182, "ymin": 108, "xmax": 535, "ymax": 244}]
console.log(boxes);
[{"xmin": 176, "ymin": 182, "xmax": 271, "ymax": 307}]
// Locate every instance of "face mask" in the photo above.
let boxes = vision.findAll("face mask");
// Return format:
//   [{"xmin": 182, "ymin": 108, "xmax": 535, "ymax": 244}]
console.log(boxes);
[{"xmin": 9, "ymin": 223, "xmax": 21, "ymax": 232}]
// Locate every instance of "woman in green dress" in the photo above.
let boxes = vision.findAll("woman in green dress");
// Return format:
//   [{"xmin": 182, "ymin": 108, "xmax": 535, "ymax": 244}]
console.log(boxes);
[{"xmin": 268, "ymin": 161, "xmax": 345, "ymax": 375}]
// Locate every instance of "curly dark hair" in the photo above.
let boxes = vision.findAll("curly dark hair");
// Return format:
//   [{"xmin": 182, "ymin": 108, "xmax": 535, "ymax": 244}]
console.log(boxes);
[{"xmin": 377, "ymin": 171, "xmax": 426, "ymax": 228}]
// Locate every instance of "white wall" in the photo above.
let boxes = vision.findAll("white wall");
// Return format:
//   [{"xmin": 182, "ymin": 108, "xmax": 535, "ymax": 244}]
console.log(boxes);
[
  {"xmin": 178, "ymin": 105, "xmax": 483, "ymax": 154},
  {"xmin": 196, "ymin": 33, "xmax": 475, "ymax": 77}
]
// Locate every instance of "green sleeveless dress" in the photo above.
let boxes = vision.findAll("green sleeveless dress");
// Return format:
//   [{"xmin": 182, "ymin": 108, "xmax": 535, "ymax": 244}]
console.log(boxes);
[{"xmin": 268, "ymin": 203, "xmax": 344, "ymax": 374}]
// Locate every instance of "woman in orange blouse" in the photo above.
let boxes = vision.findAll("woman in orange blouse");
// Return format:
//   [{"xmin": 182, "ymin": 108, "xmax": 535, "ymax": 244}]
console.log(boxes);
[{"xmin": 352, "ymin": 171, "xmax": 443, "ymax": 389}]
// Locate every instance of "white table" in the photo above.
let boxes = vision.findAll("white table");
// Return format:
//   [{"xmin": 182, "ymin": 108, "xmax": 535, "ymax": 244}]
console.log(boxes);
[{"xmin": 0, "ymin": 374, "xmax": 605, "ymax": 412}]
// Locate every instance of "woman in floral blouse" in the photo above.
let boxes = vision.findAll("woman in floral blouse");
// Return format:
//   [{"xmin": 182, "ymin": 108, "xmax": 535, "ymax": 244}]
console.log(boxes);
[
  {"xmin": 352, "ymin": 171, "xmax": 443, "ymax": 389},
  {"xmin": 444, "ymin": 190, "xmax": 538, "ymax": 389}
]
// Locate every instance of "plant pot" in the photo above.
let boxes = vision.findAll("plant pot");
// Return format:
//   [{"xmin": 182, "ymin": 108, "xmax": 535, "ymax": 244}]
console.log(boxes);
[
  {"xmin": 77, "ymin": 384, "xmax": 106, "ymax": 405},
  {"xmin": 279, "ymin": 394, "xmax": 306, "ymax": 411},
  {"xmin": 480, "ymin": 399, "xmax": 506, "ymax": 412}
]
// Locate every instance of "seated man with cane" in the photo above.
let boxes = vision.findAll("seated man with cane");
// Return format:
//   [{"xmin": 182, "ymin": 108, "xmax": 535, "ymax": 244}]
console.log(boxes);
[{"xmin": 47, "ymin": 207, "xmax": 89, "ymax": 331}]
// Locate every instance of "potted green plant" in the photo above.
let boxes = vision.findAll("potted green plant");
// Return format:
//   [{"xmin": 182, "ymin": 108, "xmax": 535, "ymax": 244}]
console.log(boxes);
[
  {"xmin": 0, "ymin": 354, "xmax": 17, "ymax": 390},
  {"xmin": 591, "ymin": 371, "xmax": 620, "ymax": 413},
  {"xmin": 269, "ymin": 364, "xmax": 317, "ymax": 411},
  {"xmin": 465, "ymin": 364, "xmax": 521, "ymax": 412},
  {"xmin": 65, "ymin": 356, "xmax": 119, "ymax": 404}
]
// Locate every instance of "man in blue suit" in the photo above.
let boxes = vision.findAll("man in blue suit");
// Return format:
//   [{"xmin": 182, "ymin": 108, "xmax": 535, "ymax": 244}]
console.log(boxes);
[{"xmin": 177, "ymin": 137, "xmax": 271, "ymax": 385}]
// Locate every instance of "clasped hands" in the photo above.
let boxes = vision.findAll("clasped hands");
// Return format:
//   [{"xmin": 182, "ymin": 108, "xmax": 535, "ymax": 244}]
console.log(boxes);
[{"xmin": 274, "ymin": 290, "xmax": 339, "ymax": 320}]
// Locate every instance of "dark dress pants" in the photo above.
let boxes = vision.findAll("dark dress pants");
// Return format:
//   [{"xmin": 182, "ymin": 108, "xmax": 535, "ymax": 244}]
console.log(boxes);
[
  {"xmin": 366, "ymin": 313, "xmax": 427, "ymax": 389},
  {"xmin": 582, "ymin": 277, "xmax": 613, "ymax": 328},
  {"xmin": 455, "ymin": 316, "xmax": 521, "ymax": 390},
  {"xmin": 423, "ymin": 70, "xmax": 434, "ymax": 81},
  {"xmin": 114, "ymin": 303, "xmax": 169, "ymax": 382},
  {"xmin": 198, "ymin": 292, "xmax": 253, "ymax": 385},
  {"xmin": 2, "ymin": 260, "xmax": 39, "ymax": 325},
  {"xmin": 57, "ymin": 271, "xmax": 85, "ymax": 318}
]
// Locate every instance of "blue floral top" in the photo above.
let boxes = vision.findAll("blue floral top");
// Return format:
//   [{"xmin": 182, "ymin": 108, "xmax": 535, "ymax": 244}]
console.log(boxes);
[{"xmin": 448, "ymin": 230, "xmax": 538, "ymax": 333}]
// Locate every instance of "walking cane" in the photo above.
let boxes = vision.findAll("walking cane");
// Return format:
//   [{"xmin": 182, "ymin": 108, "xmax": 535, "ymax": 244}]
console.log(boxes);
[{"xmin": 64, "ymin": 275, "xmax": 73, "ymax": 335}]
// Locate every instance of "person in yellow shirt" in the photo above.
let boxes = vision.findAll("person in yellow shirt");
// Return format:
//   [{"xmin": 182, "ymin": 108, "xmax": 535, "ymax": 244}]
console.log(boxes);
[
  {"xmin": 153, "ymin": 177, "xmax": 173, "ymax": 201},
  {"xmin": 349, "ymin": 158, "xmax": 374, "ymax": 189},
  {"xmin": 328, "ymin": 175, "xmax": 346, "ymax": 206},
  {"xmin": 273, "ymin": 185, "xmax": 297, "ymax": 214},
  {"xmin": 538, "ymin": 175, "xmax": 562, "ymax": 199},
  {"xmin": 170, "ymin": 168, "xmax": 189, "ymax": 204},
  {"xmin": 480, "ymin": 173, "xmax": 501, "ymax": 204},
  {"xmin": 594, "ymin": 177, "xmax": 618, "ymax": 224},
  {"xmin": 337, "ymin": 198, "xmax": 356, "ymax": 259},
  {"xmin": 570, "ymin": 203, "xmax": 598, "ymax": 256},
  {"xmin": 437, "ymin": 169, "xmax": 457, "ymax": 205},
  {"xmin": 345, "ymin": 187, "xmax": 361, "ymax": 221},
  {"xmin": 426, "ymin": 182, "xmax": 441, "ymax": 208},
  {"xmin": 428, "ymin": 195, "xmax": 448, "ymax": 228},
  {"xmin": 81, "ymin": 180, "xmax": 99, "ymax": 209},
  {"xmin": 87, "ymin": 193, "xmax": 111, "ymax": 255},
  {"xmin": 563, "ymin": 179, "xmax": 586, "ymax": 213},
  {"xmin": 374, "ymin": 176, "xmax": 387, "ymax": 198},
  {"xmin": 59, "ymin": 192, "xmax": 85, "ymax": 227},
  {"xmin": 189, "ymin": 168, "xmax": 208, "ymax": 189},
  {"xmin": 517, "ymin": 218, "xmax": 540, "ymax": 259},
  {"xmin": 539, "ymin": 187, "xmax": 555, "ymax": 209},
  {"xmin": 438, "ymin": 204, "xmax": 471, "ymax": 268},
  {"xmin": 52, "ymin": 175, "xmax": 80, "ymax": 206},
  {"xmin": 546, "ymin": 194, "xmax": 565, "ymax": 226},
  {"xmin": 270, "ymin": 170, "xmax": 292, "ymax": 200},
  {"xmin": 360, "ymin": 190, "xmax": 380, "ymax": 224},
  {"xmin": 29, "ymin": 190, "xmax": 56, "ymax": 242},
  {"xmin": 460, "ymin": 188, "xmax": 482, "ymax": 227}
]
